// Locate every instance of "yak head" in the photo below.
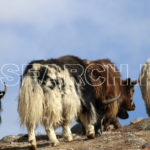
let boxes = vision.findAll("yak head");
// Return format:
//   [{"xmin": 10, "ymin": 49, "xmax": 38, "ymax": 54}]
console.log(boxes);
[{"xmin": 120, "ymin": 78, "xmax": 137, "ymax": 111}]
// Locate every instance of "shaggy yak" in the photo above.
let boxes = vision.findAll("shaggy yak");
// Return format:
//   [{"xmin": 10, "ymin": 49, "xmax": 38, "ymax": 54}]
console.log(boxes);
[
  {"xmin": 84, "ymin": 59, "xmax": 137, "ymax": 131},
  {"xmin": 0, "ymin": 82, "xmax": 7, "ymax": 124},
  {"xmin": 139, "ymin": 58, "xmax": 150, "ymax": 116},
  {"xmin": 18, "ymin": 55, "xmax": 119, "ymax": 149}
]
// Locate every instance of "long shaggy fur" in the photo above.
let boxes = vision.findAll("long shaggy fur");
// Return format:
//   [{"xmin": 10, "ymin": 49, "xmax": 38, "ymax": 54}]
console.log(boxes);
[
  {"xmin": 84, "ymin": 58, "xmax": 136, "ymax": 131},
  {"xmin": 18, "ymin": 64, "xmax": 82, "ymax": 128},
  {"xmin": 18, "ymin": 76, "xmax": 44, "ymax": 127},
  {"xmin": 84, "ymin": 59, "xmax": 121, "ymax": 129},
  {"xmin": 18, "ymin": 55, "xmax": 97, "ymax": 148},
  {"xmin": 139, "ymin": 59, "xmax": 150, "ymax": 116}
]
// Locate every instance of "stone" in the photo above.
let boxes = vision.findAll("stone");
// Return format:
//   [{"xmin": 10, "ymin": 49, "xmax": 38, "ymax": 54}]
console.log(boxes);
[
  {"xmin": 142, "ymin": 143, "xmax": 150, "ymax": 149},
  {"xmin": 130, "ymin": 117, "xmax": 144, "ymax": 124}
]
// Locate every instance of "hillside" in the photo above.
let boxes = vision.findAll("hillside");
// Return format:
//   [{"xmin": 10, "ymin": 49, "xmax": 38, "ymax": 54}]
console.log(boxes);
[{"xmin": 0, "ymin": 118, "xmax": 150, "ymax": 150}]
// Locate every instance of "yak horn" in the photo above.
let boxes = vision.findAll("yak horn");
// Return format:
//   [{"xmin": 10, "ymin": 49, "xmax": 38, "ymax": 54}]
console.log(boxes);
[
  {"xmin": 4, "ymin": 82, "xmax": 7, "ymax": 93},
  {"xmin": 102, "ymin": 93, "xmax": 121, "ymax": 105}
]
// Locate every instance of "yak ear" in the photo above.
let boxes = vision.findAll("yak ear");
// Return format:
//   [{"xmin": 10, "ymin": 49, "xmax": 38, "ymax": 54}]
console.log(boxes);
[
  {"xmin": 122, "ymin": 78, "xmax": 131, "ymax": 85},
  {"xmin": 131, "ymin": 80, "xmax": 138, "ymax": 85}
]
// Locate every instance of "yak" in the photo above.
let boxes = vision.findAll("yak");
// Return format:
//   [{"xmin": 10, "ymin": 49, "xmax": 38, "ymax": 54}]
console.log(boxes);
[
  {"xmin": 84, "ymin": 58, "xmax": 137, "ymax": 131},
  {"xmin": 139, "ymin": 58, "xmax": 150, "ymax": 116},
  {"xmin": 18, "ymin": 55, "xmax": 119, "ymax": 149}
]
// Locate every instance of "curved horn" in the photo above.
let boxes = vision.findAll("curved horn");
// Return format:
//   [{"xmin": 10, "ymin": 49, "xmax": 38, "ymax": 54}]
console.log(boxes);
[
  {"xmin": 102, "ymin": 93, "xmax": 121, "ymax": 105},
  {"xmin": 3, "ymin": 82, "xmax": 7, "ymax": 93}
]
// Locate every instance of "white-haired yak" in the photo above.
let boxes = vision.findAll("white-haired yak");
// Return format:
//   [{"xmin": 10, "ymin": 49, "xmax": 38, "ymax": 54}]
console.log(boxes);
[
  {"xmin": 139, "ymin": 58, "xmax": 150, "ymax": 116},
  {"xmin": 18, "ymin": 55, "xmax": 119, "ymax": 149}
]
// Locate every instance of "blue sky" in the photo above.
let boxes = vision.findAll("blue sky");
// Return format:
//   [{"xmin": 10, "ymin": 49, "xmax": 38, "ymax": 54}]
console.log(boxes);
[{"xmin": 0, "ymin": 0, "xmax": 150, "ymax": 138}]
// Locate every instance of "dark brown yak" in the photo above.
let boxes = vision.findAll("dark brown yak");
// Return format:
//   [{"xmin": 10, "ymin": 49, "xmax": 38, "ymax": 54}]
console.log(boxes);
[{"xmin": 84, "ymin": 59, "xmax": 137, "ymax": 131}]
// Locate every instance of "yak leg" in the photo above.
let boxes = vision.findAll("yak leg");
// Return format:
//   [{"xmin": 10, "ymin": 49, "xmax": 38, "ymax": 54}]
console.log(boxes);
[
  {"xmin": 79, "ymin": 114, "xmax": 95, "ymax": 139},
  {"xmin": 45, "ymin": 126, "xmax": 59, "ymax": 146},
  {"xmin": 104, "ymin": 117, "xmax": 121, "ymax": 131},
  {"xmin": 27, "ymin": 124, "xmax": 37, "ymax": 150},
  {"xmin": 99, "ymin": 117, "xmax": 104, "ymax": 134},
  {"xmin": 111, "ymin": 117, "xmax": 121, "ymax": 129},
  {"xmin": 104, "ymin": 119, "xmax": 111, "ymax": 131},
  {"xmin": 62, "ymin": 123, "xmax": 73, "ymax": 142},
  {"xmin": 94, "ymin": 117, "xmax": 104, "ymax": 134}
]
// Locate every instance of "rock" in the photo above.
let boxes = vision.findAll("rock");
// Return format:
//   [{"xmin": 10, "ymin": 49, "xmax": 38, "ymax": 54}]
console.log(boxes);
[
  {"xmin": 142, "ymin": 143, "xmax": 150, "ymax": 149},
  {"xmin": 1, "ymin": 135, "xmax": 17, "ymax": 143},
  {"xmin": 145, "ymin": 125, "xmax": 150, "ymax": 130},
  {"xmin": 126, "ymin": 138, "xmax": 145, "ymax": 144},
  {"xmin": 130, "ymin": 117, "xmax": 144, "ymax": 124}
]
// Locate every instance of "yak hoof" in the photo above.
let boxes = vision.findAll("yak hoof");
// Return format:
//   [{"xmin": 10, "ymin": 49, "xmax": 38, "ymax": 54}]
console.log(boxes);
[
  {"xmin": 29, "ymin": 140, "xmax": 37, "ymax": 150},
  {"xmin": 87, "ymin": 133, "xmax": 95, "ymax": 139},
  {"xmin": 29, "ymin": 145, "xmax": 37, "ymax": 150},
  {"xmin": 51, "ymin": 140, "xmax": 59, "ymax": 147},
  {"xmin": 66, "ymin": 135, "xmax": 73, "ymax": 142}
]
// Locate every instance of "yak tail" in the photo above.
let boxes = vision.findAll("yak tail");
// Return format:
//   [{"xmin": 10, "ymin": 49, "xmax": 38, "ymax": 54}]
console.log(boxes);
[{"xmin": 18, "ymin": 76, "xmax": 44, "ymax": 127}]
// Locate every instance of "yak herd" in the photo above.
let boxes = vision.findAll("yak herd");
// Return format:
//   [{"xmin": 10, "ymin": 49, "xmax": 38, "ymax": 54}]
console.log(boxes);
[{"xmin": 0, "ymin": 55, "xmax": 150, "ymax": 149}]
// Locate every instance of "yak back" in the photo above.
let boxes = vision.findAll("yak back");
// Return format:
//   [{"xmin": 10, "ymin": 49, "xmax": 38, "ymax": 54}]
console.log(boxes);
[{"xmin": 23, "ymin": 55, "xmax": 97, "ymax": 116}]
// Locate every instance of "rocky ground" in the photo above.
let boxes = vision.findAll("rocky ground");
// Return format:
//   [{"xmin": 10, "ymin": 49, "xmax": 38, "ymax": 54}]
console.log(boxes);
[{"xmin": 0, "ymin": 118, "xmax": 150, "ymax": 150}]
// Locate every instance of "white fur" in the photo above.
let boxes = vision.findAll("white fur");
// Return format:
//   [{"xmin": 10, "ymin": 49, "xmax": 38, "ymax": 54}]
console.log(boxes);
[
  {"xmin": 18, "ymin": 76, "xmax": 44, "ymax": 127},
  {"xmin": 18, "ymin": 63, "xmax": 89, "ymax": 148},
  {"xmin": 139, "ymin": 59, "xmax": 150, "ymax": 116}
]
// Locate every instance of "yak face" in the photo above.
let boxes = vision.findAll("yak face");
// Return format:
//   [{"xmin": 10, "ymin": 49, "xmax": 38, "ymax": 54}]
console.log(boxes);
[{"xmin": 121, "ymin": 78, "xmax": 137, "ymax": 111}]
